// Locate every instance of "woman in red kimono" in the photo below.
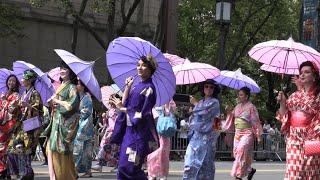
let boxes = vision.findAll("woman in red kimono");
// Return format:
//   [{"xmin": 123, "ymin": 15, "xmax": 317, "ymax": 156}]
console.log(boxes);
[
  {"xmin": 277, "ymin": 61, "xmax": 320, "ymax": 179},
  {"xmin": 0, "ymin": 74, "xmax": 20, "ymax": 178}
]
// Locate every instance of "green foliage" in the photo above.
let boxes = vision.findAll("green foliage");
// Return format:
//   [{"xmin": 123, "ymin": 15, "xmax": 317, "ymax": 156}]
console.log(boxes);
[
  {"xmin": 0, "ymin": 3, "xmax": 24, "ymax": 38},
  {"xmin": 91, "ymin": 0, "xmax": 113, "ymax": 14},
  {"xmin": 177, "ymin": 0, "xmax": 301, "ymax": 122}
]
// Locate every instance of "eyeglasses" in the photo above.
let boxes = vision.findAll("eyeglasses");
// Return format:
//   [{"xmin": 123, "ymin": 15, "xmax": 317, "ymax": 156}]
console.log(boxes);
[{"xmin": 204, "ymin": 85, "xmax": 214, "ymax": 89}]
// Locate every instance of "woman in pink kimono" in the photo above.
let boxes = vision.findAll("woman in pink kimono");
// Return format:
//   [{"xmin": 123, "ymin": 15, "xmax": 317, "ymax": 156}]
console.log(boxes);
[
  {"xmin": 92, "ymin": 102, "xmax": 120, "ymax": 172},
  {"xmin": 147, "ymin": 100, "xmax": 176, "ymax": 180},
  {"xmin": 223, "ymin": 87, "xmax": 262, "ymax": 180},
  {"xmin": 276, "ymin": 61, "xmax": 320, "ymax": 179}
]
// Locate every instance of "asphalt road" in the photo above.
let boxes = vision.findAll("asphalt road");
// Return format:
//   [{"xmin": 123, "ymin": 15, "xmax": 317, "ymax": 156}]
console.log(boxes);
[{"xmin": 32, "ymin": 161, "xmax": 286, "ymax": 180}]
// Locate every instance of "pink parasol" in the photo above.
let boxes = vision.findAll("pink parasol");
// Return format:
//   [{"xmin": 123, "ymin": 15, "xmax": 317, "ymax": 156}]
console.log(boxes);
[
  {"xmin": 260, "ymin": 64, "xmax": 299, "ymax": 75},
  {"xmin": 101, "ymin": 85, "xmax": 122, "ymax": 109},
  {"xmin": 163, "ymin": 53, "xmax": 186, "ymax": 66},
  {"xmin": 47, "ymin": 67, "xmax": 61, "ymax": 90},
  {"xmin": 248, "ymin": 37, "xmax": 320, "ymax": 72},
  {"xmin": 173, "ymin": 59, "xmax": 220, "ymax": 85}
]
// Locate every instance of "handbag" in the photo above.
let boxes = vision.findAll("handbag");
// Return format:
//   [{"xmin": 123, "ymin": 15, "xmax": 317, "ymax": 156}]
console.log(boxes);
[
  {"xmin": 23, "ymin": 116, "xmax": 42, "ymax": 132},
  {"xmin": 156, "ymin": 111, "xmax": 177, "ymax": 138},
  {"xmin": 304, "ymin": 140, "xmax": 320, "ymax": 156}
]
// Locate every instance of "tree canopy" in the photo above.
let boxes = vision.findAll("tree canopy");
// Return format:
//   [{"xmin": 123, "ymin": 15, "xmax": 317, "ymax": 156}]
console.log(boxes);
[{"xmin": 177, "ymin": 0, "xmax": 301, "ymax": 122}]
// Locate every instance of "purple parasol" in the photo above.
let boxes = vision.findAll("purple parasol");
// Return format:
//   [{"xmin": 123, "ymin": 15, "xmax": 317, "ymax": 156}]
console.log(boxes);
[
  {"xmin": 54, "ymin": 49, "xmax": 102, "ymax": 101},
  {"xmin": 106, "ymin": 37, "xmax": 176, "ymax": 106},
  {"xmin": 13, "ymin": 61, "xmax": 55, "ymax": 105}
]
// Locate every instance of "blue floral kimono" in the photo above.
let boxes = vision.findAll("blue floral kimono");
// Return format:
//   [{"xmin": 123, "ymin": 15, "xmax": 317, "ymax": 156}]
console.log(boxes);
[
  {"xmin": 183, "ymin": 97, "xmax": 220, "ymax": 180},
  {"xmin": 73, "ymin": 93, "xmax": 94, "ymax": 173},
  {"xmin": 111, "ymin": 78, "xmax": 157, "ymax": 180}
]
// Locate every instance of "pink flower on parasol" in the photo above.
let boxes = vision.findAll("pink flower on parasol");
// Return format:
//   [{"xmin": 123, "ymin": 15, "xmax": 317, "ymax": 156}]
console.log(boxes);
[
  {"xmin": 248, "ymin": 37, "xmax": 320, "ymax": 73},
  {"xmin": 163, "ymin": 53, "xmax": 186, "ymax": 66},
  {"xmin": 173, "ymin": 59, "xmax": 220, "ymax": 85}
]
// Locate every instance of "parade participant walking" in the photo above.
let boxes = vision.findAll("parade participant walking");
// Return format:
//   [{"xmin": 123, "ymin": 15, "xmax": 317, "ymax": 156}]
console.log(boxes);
[
  {"xmin": 92, "ymin": 100, "xmax": 119, "ymax": 172},
  {"xmin": 7, "ymin": 70, "xmax": 43, "ymax": 179},
  {"xmin": 0, "ymin": 73, "xmax": 21, "ymax": 178},
  {"xmin": 147, "ymin": 100, "xmax": 176, "ymax": 180},
  {"xmin": 73, "ymin": 78, "xmax": 94, "ymax": 177},
  {"xmin": 183, "ymin": 79, "xmax": 221, "ymax": 180},
  {"xmin": 277, "ymin": 61, "xmax": 320, "ymax": 179},
  {"xmin": 223, "ymin": 87, "xmax": 262, "ymax": 180},
  {"xmin": 110, "ymin": 55, "xmax": 158, "ymax": 180},
  {"xmin": 45, "ymin": 62, "xmax": 80, "ymax": 180}
]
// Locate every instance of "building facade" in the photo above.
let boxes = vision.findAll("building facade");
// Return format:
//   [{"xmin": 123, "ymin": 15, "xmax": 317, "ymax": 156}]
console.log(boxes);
[{"xmin": 0, "ymin": 0, "xmax": 163, "ymax": 84}]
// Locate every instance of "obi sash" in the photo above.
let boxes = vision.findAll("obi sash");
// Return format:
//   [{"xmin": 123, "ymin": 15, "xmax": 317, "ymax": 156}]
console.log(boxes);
[
  {"xmin": 235, "ymin": 118, "xmax": 251, "ymax": 130},
  {"xmin": 290, "ymin": 111, "xmax": 311, "ymax": 127}
]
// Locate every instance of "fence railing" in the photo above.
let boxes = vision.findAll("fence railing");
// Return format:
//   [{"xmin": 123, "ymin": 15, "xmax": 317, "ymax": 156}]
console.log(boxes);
[{"xmin": 170, "ymin": 131, "xmax": 286, "ymax": 161}]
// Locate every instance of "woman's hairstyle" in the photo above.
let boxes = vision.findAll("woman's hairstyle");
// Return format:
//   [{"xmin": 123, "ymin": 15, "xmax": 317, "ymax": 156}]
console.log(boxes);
[
  {"xmin": 140, "ymin": 54, "xmax": 158, "ymax": 76},
  {"xmin": 6, "ymin": 74, "xmax": 20, "ymax": 93},
  {"xmin": 77, "ymin": 79, "xmax": 89, "ymax": 93},
  {"xmin": 199, "ymin": 79, "xmax": 221, "ymax": 98},
  {"xmin": 299, "ymin": 61, "xmax": 320, "ymax": 96},
  {"xmin": 239, "ymin": 86, "xmax": 251, "ymax": 99},
  {"xmin": 23, "ymin": 69, "xmax": 38, "ymax": 86},
  {"xmin": 59, "ymin": 61, "xmax": 78, "ymax": 85}
]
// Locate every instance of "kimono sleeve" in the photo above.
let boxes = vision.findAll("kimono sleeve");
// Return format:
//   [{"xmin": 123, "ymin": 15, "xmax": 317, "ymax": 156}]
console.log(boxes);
[
  {"xmin": 30, "ymin": 90, "xmax": 42, "ymax": 113},
  {"xmin": 130, "ymin": 86, "xmax": 156, "ymax": 126},
  {"xmin": 193, "ymin": 99, "xmax": 220, "ymax": 117},
  {"xmin": 250, "ymin": 105, "xmax": 263, "ymax": 138},
  {"xmin": 58, "ymin": 86, "xmax": 79, "ymax": 115},
  {"xmin": 223, "ymin": 111, "xmax": 235, "ymax": 133},
  {"xmin": 7, "ymin": 93, "xmax": 20, "ymax": 114},
  {"xmin": 275, "ymin": 100, "xmax": 290, "ymax": 134},
  {"xmin": 80, "ymin": 95, "xmax": 93, "ymax": 121}
]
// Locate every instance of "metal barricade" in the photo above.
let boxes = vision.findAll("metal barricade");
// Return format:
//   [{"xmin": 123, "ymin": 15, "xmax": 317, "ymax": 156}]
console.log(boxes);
[{"xmin": 170, "ymin": 131, "xmax": 286, "ymax": 161}]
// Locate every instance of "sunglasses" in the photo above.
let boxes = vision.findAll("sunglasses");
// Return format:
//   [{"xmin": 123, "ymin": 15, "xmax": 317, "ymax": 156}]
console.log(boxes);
[{"xmin": 204, "ymin": 85, "xmax": 214, "ymax": 89}]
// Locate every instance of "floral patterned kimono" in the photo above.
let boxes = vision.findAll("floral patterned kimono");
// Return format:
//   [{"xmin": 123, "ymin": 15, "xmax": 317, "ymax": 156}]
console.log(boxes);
[
  {"xmin": 73, "ymin": 92, "xmax": 94, "ymax": 173},
  {"xmin": 183, "ymin": 97, "xmax": 220, "ymax": 180},
  {"xmin": 7, "ymin": 87, "xmax": 43, "ymax": 178},
  {"xmin": 147, "ymin": 100, "xmax": 176, "ymax": 179},
  {"xmin": 0, "ymin": 91, "xmax": 20, "ymax": 175},
  {"xmin": 44, "ymin": 82, "xmax": 80, "ymax": 180},
  {"xmin": 223, "ymin": 101, "xmax": 262, "ymax": 178},
  {"xmin": 276, "ymin": 88, "xmax": 320, "ymax": 179},
  {"xmin": 111, "ymin": 78, "xmax": 157, "ymax": 180},
  {"xmin": 97, "ymin": 107, "xmax": 119, "ymax": 167}
]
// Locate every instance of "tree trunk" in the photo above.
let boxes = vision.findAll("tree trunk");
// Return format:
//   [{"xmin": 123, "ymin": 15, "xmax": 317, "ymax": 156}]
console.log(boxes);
[{"xmin": 71, "ymin": 0, "xmax": 88, "ymax": 54}]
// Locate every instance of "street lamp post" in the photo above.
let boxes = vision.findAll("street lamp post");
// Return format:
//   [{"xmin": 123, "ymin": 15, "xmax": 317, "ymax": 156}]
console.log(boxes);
[{"xmin": 215, "ymin": 0, "xmax": 231, "ymax": 69}]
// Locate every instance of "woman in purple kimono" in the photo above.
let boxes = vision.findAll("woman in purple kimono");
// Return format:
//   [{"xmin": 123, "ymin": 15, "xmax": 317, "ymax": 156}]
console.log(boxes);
[{"xmin": 110, "ymin": 54, "xmax": 158, "ymax": 180}]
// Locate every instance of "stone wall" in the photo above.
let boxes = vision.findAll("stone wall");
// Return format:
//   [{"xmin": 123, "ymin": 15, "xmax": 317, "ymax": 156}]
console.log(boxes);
[{"xmin": 0, "ymin": 0, "xmax": 161, "ymax": 84}]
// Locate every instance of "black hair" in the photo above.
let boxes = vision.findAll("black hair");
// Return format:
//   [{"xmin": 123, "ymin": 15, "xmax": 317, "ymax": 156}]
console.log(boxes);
[
  {"xmin": 59, "ymin": 61, "xmax": 78, "ymax": 85},
  {"xmin": 77, "ymin": 79, "xmax": 89, "ymax": 93},
  {"xmin": 199, "ymin": 79, "xmax": 221, "ymax": 98},
  {"xmin": 13, "ymin": 139, "xmax": 25, "ymax": 148},
  {"xmin": 299, "ymin": 61, "xmax": 320, "ymax": 96},
  {"xmin": 140, "ymin": 56, "xmax": 156, "ymax": 76},
  {"xmin": 6, "ymin": 74, "xmax": 20, "ymax": 93},
  {"xmin": 239, "ymin": 87, "xmax": 251, "ymax": 99}
]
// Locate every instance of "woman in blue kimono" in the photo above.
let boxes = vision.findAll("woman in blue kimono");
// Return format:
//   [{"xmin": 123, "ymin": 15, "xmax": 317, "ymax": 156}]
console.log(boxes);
[
  {"xmin": 110, "ymin": 54, "xmax": 158, "ymax": 180},
  {"xmin": 73, "ymin": 78, "xmax": 94, "ymax": 177},
  {"xmin": 183, "ymin": 79, "xmax": 221, "ymax": 180}
]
